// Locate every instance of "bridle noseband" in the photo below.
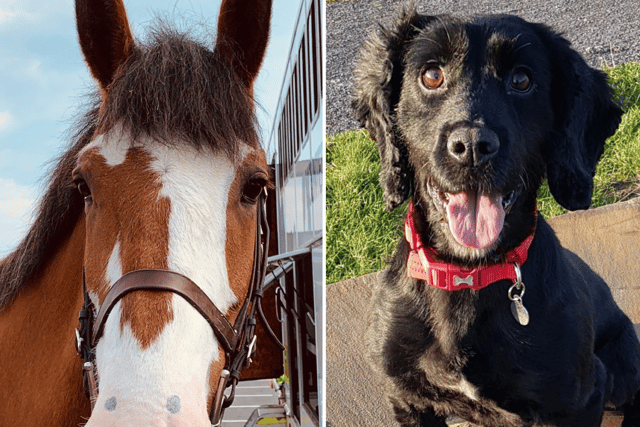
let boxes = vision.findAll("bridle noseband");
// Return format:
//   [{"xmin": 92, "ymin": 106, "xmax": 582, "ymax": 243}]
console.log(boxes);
[{"xmin": 75, "ymin": 190, "xmax": 281, "ymax": 426}]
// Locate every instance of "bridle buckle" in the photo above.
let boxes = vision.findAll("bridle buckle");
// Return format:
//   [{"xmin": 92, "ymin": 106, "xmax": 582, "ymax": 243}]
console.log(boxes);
[{"xmin": 210, "ymin": 369, "xmax": 235, "ymax": 427}]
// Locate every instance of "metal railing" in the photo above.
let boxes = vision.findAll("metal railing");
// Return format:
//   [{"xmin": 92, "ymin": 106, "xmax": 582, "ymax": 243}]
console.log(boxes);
[
  {"xmin": 256, "ymin": 246, "xmax": 318, "ymax": 427},
  {"xmin": 263, "ymin": 247, "xmax": 312, "ymax": 290}
]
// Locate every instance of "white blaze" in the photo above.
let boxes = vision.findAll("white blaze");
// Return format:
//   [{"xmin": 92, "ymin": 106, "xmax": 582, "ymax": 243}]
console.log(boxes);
[{"xmin": 78, "ymin": 124, "xmax": 130, "ymax": 167}]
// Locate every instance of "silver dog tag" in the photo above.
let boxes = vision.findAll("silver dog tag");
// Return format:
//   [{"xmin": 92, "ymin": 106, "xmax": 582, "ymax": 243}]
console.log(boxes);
[{"xmin": 510, "ymin": 297, "xmax": 529, "ymax": 326}]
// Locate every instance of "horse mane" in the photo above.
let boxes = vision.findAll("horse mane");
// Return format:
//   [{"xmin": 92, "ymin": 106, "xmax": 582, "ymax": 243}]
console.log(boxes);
[{"xmin": 0, "ymin": 23, "xmax": 259, "ymax": 311}]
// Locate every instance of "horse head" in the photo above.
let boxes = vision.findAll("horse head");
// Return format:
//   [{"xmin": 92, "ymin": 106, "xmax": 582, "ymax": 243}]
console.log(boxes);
[{"xmin": 72, "ymin": 0, "xmax": 271, "ymax": 425}]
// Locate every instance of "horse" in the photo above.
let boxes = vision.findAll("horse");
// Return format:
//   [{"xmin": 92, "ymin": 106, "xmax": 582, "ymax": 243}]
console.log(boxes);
[{"xmin": 0, "ymin": 0, "xmax": 276, "ymax": 425}]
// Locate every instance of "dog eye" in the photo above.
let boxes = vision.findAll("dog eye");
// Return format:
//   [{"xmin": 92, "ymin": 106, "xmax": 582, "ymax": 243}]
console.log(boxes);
[
  {"xmin": 422, "ymin": 67, "xmax": 445, "ymax": 89},
  {"xmin": 510, "ymin": 70, "xmax": 532, "ymax": 92}
]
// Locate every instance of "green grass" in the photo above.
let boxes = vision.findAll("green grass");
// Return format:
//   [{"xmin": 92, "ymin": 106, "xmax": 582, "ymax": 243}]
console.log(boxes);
[
  {"xmin": 327, "ymin": 62, "xmax": 640, "ymax": 284},
  {"xmin": 326, "ymin": 130, "xmax": 406, "ymax": 284}
]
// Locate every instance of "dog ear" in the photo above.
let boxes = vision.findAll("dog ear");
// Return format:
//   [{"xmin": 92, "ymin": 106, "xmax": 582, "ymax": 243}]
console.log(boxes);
[
  {"xmin": 535, "ymin": 26, "xmax": 623, "ymax": 211},
  {"xmin": 352, "ymin": 6, "xmax": 436, "ymax": 210}
]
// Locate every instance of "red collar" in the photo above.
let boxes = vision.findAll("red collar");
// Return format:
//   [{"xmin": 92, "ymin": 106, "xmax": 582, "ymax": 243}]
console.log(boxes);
[{"xmin": 405, "ymin": 202, "xmax": 536, "ymax": 291}]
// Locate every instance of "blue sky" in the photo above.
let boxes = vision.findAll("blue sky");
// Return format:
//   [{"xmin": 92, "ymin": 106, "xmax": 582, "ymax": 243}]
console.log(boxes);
[{"xmin": 0, "ymin": 0, "xmax": 302, "ymax": 256}]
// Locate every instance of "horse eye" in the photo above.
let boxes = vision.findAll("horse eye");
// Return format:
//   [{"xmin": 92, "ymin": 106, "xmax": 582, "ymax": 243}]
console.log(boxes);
[
  {"xmin": 241, "ymin": 179, "xmax": 265, "ymax": 204},
  {"xmin": 73, "ymin": 178, "xmax": 93, "ymax": 203},
  {"xmin": 511, "ymin": 69, "xmax": 532, "ymax": 92},
  {"xmin": 422, "ymin": 67, "xmax": 445, "ymax": 89}
]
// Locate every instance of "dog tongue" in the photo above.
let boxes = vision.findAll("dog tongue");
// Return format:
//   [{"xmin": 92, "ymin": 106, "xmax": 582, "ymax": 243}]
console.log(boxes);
[{"xmin": 445, "ymin": 191, "xmax": 504, "ymax": 249}]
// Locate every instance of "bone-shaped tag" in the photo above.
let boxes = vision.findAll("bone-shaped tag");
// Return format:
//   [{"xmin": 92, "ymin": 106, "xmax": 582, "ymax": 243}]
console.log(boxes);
[{"xmin": 454, "ymin": 275, "xmax": 473, "ymax": 287}]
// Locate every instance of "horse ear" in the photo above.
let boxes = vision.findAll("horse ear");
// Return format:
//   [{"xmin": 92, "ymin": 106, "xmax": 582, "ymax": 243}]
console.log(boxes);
[
  {"xmin": 535, "ymin": 25, "xmax": 623, "ymax": 211},
  {"xmin": 75, "ymin": 0, "xmax": 136, "ymax": 94},
  {"xmin": 352, "ymin": 6, "xmax": 435, "ymax": 210},
  {"xmin": 214, "ymin": 0, "xmax": 272, "ymax": 90}
]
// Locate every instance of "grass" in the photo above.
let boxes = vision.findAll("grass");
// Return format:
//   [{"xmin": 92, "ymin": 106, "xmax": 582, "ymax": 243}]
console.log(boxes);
[
  {"xmin": 326, "ymin": 130, "xmax": 406, "ymax": 284},
  {"xmin": 326, "ymin": 62, "xmax": 640, "ymax": 284}
]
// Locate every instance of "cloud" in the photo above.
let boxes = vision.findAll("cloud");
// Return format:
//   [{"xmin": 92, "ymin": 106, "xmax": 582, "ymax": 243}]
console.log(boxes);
[
  {"xmin": 0, "ymin": 111, "xmax": 14, "ymax": 132},
  {"xmin": 0, "ymin": 8, "xmax": 34, "ymax": 26},
  {"xmin": 0, "ymin": 178, "xmax": 38, "ymax": 257},
  {"xmin": 0, "ymin": 0, "xmax": 72, "ymax": 29}
]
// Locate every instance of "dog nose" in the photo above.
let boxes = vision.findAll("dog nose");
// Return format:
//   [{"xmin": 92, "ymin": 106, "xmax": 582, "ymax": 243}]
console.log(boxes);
[{"xmin": 447, "ymin": 127, "xmax": 500, "ymax": 166}]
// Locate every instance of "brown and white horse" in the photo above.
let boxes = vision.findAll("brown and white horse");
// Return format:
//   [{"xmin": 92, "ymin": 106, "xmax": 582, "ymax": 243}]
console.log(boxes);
[{"xmin": 0, "ymin": 0, "xmax": 274, "ymax": 425}]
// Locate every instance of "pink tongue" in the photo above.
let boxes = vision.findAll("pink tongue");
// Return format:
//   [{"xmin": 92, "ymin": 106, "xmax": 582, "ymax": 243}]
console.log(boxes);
[{"xmin": 446, "ymin": 191, "xmax": 505, "ymax": 249}]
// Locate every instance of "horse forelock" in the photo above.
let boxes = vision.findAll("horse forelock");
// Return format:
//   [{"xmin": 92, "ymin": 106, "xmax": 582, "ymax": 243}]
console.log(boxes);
[{"xmin": 97, "ymin": 22, "xmax": 261, "ymax": 159}]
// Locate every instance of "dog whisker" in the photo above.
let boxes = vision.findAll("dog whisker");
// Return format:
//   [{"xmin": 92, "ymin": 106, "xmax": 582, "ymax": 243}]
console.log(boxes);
[
  {"xmin": 417, "ymin": 35, "xmax": 443, "ymax": 48},
  {"xmin": 435, "ymin": 15, "xmax": 452, "ymax": 44},
  {"xmin": 512, "ymin": 41, "xmax": 533, "ymax": 55}
]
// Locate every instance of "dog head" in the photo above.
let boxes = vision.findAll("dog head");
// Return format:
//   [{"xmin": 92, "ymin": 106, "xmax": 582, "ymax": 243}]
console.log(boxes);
[{"xmin": 352, "ymin": 6, "xmax": 622, "ymax": 261}]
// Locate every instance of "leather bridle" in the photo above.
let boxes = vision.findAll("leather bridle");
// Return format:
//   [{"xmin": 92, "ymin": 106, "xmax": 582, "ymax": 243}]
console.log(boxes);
[{"xmin": 75, "ymin": 190, "xmax": 282, "ymax": 426}]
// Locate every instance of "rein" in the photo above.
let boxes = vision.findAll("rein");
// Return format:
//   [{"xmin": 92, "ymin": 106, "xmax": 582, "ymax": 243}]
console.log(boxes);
[{"xmin": 75, "ymin": 190, "xmax": 283, "ymax": 426}]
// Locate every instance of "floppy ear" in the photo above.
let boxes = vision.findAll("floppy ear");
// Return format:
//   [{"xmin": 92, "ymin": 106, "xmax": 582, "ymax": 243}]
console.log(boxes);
[
  {"xmin": 352, "ymin": 6, "xmax": 436, "ymax": 210},
  {"xmin": 536, "ymin": 26, "xmax": 623, "ymax": 211}
]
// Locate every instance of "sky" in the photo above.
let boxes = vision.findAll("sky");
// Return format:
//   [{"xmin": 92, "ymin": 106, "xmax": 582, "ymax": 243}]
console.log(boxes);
[{"xmin": 0, "ymin": 0, "xmax": 302, "ymax": 256}]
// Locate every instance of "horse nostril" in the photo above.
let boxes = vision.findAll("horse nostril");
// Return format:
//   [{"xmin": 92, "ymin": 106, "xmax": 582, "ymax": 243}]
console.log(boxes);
[
  {"xmin": 167, "ymin": 395, "xmax": 181, "ymax": 414},
  {"xmin": 105, "ymin": 396, "xmax": 117, "ymax": 412}
]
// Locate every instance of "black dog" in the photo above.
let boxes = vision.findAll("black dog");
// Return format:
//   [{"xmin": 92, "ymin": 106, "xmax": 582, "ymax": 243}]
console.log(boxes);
[{"xmin": 353, "ymin": 5, "xmax": 640, "ymax": 426}]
